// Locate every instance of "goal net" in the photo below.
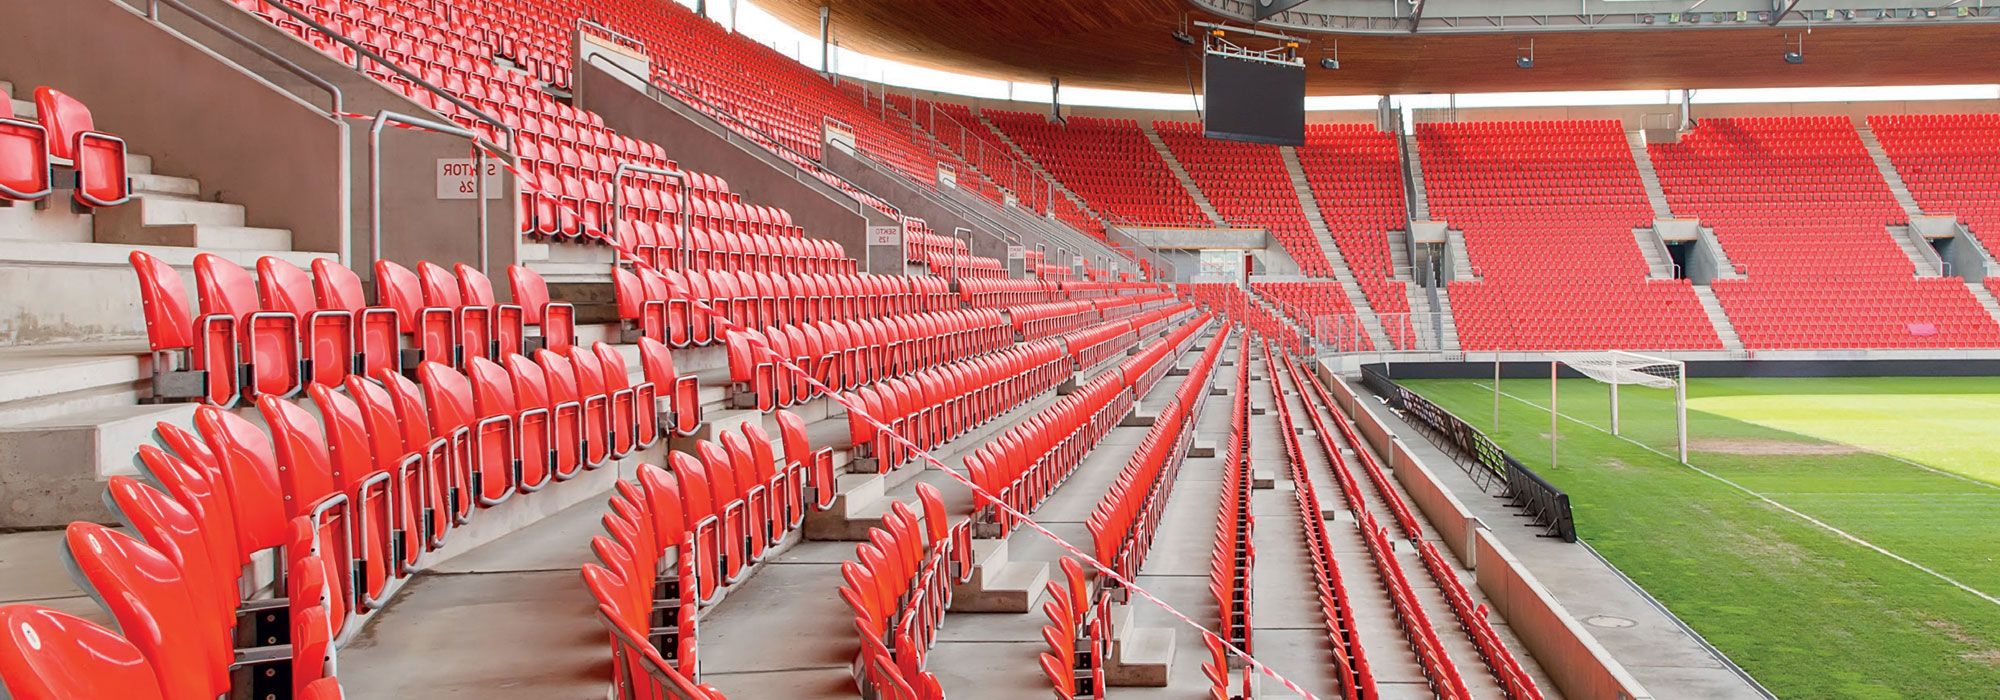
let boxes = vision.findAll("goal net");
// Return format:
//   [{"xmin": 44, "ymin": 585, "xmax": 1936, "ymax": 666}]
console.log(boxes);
[{"xmin": 1540, "ymin": 351, "xmax": 1689, "ymax": 465}]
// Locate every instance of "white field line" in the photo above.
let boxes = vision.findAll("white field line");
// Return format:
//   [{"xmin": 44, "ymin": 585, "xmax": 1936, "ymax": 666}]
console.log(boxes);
[{"xmin": 1473, "ymin": 382, "xmax": 2000, "ymax": 608}]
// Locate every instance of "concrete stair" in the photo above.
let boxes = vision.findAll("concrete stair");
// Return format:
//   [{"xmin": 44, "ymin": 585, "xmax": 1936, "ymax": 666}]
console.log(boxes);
[
  {"xmin": 1140, "ymin": 123, "xmax": 1223, "ymax": 226},
  {"xmin": 1887, "ymin": 225, "xmax": 1944, "ymax": 277},
  {"xmin": 949, "ymin": 538, "xmax": 1050, "ymax": 613},
  {"xmin": 1401, "ymin": 132, "xmax": 1432, "ymax": 220},
  {"xmin": 1634, "ymin": 227, "xmax": 1675, "ymax": 278},
  {"xmin": 1626, "ymin": 130, "xmax": 1674, "ymax": 219},
  {"xmin": 1433, "ymin": 287, "xmax": 1463, "ymax": 351},
  {"xmin": 1853, "ymin": 116, "xmax": 1925, "ymax": 220},
  {"xmin": 1445, "ymin": 229, "xmax": 1476, "ymax": 280},
  {"xmin": 1693, "ymin": 286, "xmax": 1746, "ymax": 351},
  {"xmin": 1385, "ymin": 228, "xmax": 1412, "ymax": 278},
  {"xmin": 1967, "ymin": 281, "xmax": 2000, "ymax": 326},
  {"xmin": 1277, "ymin": 146, "xmax": 1391, "ymax": 348},
  {"xmin": 1698, "ymin": 227, "xmax": 1746, "ymax": 279},
  {"xmin": 977, "ymin": 112, "xmax": 1102, "ymax": 223}
]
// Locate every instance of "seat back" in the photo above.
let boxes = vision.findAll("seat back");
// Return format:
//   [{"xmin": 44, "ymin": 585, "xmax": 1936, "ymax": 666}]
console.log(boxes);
[
  {"xmin": 128, "ymin": 251, "xmax": 195, "ymax": 352},
  {"xmin": 61, "ymin": 523, "xmax": 228, "ymax": 700},
  {"xmin": 0, "ymin": 605, "xmax": 166, "ymax": 700},
  {"xmin": 30, "ymin": 87, "xmax": 92, "ymax": 161}
]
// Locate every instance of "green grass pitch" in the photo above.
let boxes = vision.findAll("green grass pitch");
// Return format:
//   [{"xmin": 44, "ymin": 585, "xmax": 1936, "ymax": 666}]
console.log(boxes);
[{"xmin": 1402, "ymin": 376, "xmax": 2000, "ymax": 699}]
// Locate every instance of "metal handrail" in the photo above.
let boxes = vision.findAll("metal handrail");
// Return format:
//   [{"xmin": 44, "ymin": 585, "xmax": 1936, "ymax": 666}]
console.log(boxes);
[
  {"xmin": 371, "ymin": 110, "xmax": 495, "ymax": 275},
  {"xmin": 264, "ymin": 0, "xmax": 514, "ymax": 151},
  {"xmin": 141, "ymin": 0, "xmax": 343, "ymax": 115},
  {"xmin": 610, "ymin": 161, "xmax": 693, "ymax": 270},
  {"xmin": 584, "ymin": 54, "xmax": 904, "ymax": 224}
]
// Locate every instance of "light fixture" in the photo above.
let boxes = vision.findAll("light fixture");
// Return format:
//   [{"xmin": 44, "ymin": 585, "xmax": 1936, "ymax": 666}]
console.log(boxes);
[
  {"xmin": 1783, "ymin": 32, "xmax": 1804, "ymax": 64},
  {"xmin": 1320, "ymin": 40, "xmax": 1340, "ymax": 70},
  {"xmin": 1172, "ymin": 30, "xmax": 1195, "ymax": 46},
  {"xmin": 1516, "ymin": 39, "xmax": 1535, "ymax": 69}
]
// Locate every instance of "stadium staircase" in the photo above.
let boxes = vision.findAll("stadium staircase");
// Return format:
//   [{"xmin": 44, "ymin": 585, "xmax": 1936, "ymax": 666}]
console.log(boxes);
[
  {"xmin": 974, "ymin": 111, "xmax": 1103, "ymax": 226},
  {"xmin": 1280, "ymin": 145, "xmax": 1393, "ymax": 348},
  {"xmin": 1693, "ymin": 286, "xmax": 1747, "ymax": 351},
  {"xmin": 1968, "ymin": 282, "xmax": 2000, "ymax": 323},
  {"xmin": 1633, "ymin": 227, "xmax": 1675, "ymax": 278},
  {"xmin": 1401, "ymin": 131, "xmax": 1433, "ymax": 221},
  {"xmin": 1626, "ymin": 130, "xmax": 1675, "ymax": 219},
  {"xmin": 1853, "ymin": 115, "xmax": 1926, "ymax": 220},
  {"xmin": 1445, "ymin": 228, "xmax": 1477, "ymax": 280},
  {"xmin": 1138, "ymin": 122, "xmax": 1224, "ymax": 226},
  {"xmin": 0, "ymin": 78, "xmax": 330, "ymax": 528},
  {"xmin": 1887, "ymin": 224, "xmax": 1947, "ymax": 277},
  {"xmin": 1433, "ymin": 287, "xmax": 1464, "ymax": 352}
]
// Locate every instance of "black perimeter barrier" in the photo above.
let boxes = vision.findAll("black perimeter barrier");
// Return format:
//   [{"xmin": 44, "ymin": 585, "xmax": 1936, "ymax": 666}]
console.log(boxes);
[{"xmin": 1360, "ymin": 364, "xmax": 1577, "ymax": 542}]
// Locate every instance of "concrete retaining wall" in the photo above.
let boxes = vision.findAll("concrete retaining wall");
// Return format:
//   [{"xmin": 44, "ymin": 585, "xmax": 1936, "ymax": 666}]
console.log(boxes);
[{"xmin": 1476, "ymin": 530, "xmax": 1655, "ymax": 700}]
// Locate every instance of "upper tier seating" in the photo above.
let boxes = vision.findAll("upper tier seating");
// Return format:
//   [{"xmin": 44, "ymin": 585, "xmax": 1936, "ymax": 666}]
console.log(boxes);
[
  {"xmin": 905, "ymin": 99, "xmax": 1056, "ymax": 214},
  {"xmin": 1295, "ymin": 124, "xmax": 1411, "ymax": 320},
  {"xmin": 1653, "ymin": 116, "xmax": 2000, "ymax": 349},
  {"xmin": 1868, "ymin": 113, "xmax": 2000, "ymax": 259},
  {"xmin": 986, "ymin": 110, "xmax": 1209, "ymax": 228},
  {"xmin": 1152, "ymin": 120, "xmax": 1329, "ymax": 275},
  {"xmin": 1420, "ymin": 120, "xmax": 1721, "ymax": 351}
]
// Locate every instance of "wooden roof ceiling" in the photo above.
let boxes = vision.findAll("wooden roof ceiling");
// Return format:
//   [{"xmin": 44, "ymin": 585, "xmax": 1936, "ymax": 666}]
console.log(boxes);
[{"xmin": 751, "ymin": 0, "xmax": 2000, "ymax": 95}]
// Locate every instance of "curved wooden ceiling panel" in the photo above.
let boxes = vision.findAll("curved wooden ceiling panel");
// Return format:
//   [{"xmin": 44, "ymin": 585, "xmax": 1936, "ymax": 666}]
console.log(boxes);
[{"xmin": 751, "ymin": 0, "xmax": 2000, "ymax": 95}]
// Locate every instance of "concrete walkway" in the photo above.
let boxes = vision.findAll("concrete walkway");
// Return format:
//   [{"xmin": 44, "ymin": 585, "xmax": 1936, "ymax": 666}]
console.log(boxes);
[{"xmin": 1349, "ymin": 387, "xmax": 1770, "ymax": 699}]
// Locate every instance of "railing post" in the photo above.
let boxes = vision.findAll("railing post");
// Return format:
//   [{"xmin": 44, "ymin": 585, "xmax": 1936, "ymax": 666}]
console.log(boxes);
[{"xmin": 371, "ymin": 111, "xmax": 500, "ymax": 276}]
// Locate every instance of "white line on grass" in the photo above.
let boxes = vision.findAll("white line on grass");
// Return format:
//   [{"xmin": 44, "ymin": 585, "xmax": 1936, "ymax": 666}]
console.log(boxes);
[{"xmin": 1474, "ymin": 382, "xmax": 2000, "ymax": 608}]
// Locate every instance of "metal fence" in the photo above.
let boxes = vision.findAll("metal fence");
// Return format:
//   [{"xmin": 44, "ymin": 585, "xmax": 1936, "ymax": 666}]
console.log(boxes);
[
  {"xmin": 1361, "ymin": 364, "xmax": 1577, "ymax": 542},
  {"xmin": 1307, "ymin": 312, "xmax": 1456, "ymax": 354}
]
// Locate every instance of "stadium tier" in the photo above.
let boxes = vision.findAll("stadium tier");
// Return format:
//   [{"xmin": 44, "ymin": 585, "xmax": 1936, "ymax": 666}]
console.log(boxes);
[
  {"xmin": 1153, "ymin": 120, "xmax": 1329, "ymax": 274},
  {"xmin": 9, "ymin": 2, "xmax": 2000, "ymax": 699},
  {"xmin": 1297, "ymin": 123, "xmax": 1414, "ymax": 320},
  {"xmin": 1420, "ymin": 119, "xmax": 1723, "ymax": 351},
  {"xmin": 1652, "ymin": 116, "xmax": 2000, "ymax": 349},
  {"xmin": 985, "ymin": 110, "xmax": 1211, "ymax": 228}
]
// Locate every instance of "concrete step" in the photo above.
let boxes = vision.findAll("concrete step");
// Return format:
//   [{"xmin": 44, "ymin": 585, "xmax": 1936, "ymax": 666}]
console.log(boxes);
[
  {"xmin": 128, "ymin": 173, "xmax": 201, "ymax": 200},
  {"xmin": 1693, "ymin": 286, "xmax": 1745, "ymax": 351},
  {"xmin": 126, "ymin": 153, "xmax": 152, "ymax": 175},
  {"xmin": 0, "ymin": 80, "xmax": 12, "ymax": 100},
  {"xmin": 1627, "ymin": 130, "xmax": 1674, "ymax": 219},
  {"xmin": 1106, "ymin": 622, "xmax": 1174, "ymax": 687},
  {"xmin": 1140, "ymin": 124, "xmax": 1222, "ymax": 226},
  {"xmin": 0, "ymin": 345, "xmax": 147, "ymax": 417},
  {"xmin": 1966, "ymin": 282, "xmax": 2000, "ymax": 326},
  {"xmin": 10, "ymin": 99, "xmax": 33, "ymax": 120},
  {"xmin": 0, "ymin": 240, "xmax": 333, "ymax": 347},
  {"xmin": 97, "ymin": 223, "xmax": 294, "ymax": 251},
  {"xmin": 0, "ymin": 402, "xmax": 199, "ymax": 527},
  {"xmin": 111, "ymin": 196, "xmax": 247, "ymax": 228}
]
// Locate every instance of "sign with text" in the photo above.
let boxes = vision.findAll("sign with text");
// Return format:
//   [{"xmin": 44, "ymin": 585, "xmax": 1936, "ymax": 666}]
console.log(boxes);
[
  {"xmin": 437, "ymin": 158, "xmax": 503, "ymax": 200},
  {"xmin": 867, "ymin": 225, "xmax": 901, "ymax": 247},
  {"xmin": 1007, "ymin": 245, "xmax": 1025, "ymax": 259}
]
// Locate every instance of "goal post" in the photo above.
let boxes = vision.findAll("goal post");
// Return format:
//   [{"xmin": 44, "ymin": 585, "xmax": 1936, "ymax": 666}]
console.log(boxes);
[{"xmin": 1540, "ymin": 351, "xmax": 1689, "ymax": 464}]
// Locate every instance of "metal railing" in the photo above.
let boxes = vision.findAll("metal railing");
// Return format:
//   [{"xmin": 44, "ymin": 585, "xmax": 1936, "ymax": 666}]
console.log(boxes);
[
  {"xmin": 584, "ymin": 54, "xmax": 902, "ymax": 224},
  {"xmin": 139, "ymin": 0, "xmax": 344, "ymax": 116},
  {"xmin": 370, "ymin": 111, "xmax": 498, "ymax": 274},
  {"xmin": 1360, "ymin": 363, "xmax": 1576, "ymax": 542},
  {"xmin": 576, "ymin": 17, "xmax": 643, "ymax": 50},
  {"xmin": 264, "ymin": 0, "xmax": 514, "ymax": 151}
]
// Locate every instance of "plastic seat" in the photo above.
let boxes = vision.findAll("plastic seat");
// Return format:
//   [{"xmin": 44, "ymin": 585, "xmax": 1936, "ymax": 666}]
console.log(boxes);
[
  {"xmin": 32, "ymin": 87, "xmax": 128, "ymax": 207},
  {"xmin": 0, "ymin": 605, "xmax": 166, "ymax": 700}
]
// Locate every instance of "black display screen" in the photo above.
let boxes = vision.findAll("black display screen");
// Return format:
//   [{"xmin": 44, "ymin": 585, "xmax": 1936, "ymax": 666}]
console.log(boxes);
[{"xmin": 1203, "ymin": 51, "xmax": 1306, "ymax": 146}]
